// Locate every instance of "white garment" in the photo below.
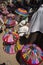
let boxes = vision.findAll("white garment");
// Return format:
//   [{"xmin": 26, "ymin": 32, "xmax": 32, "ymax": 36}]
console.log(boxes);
[
  {"xmin": 19, "ymin": 17, "xmax": 28, "ymax": 26},
  {"xmin": 18, "ymin": 26, "xmax": 29, "ymax": 36},
  {"xmin": 29, "ymin": 5, "xmax": 43, "ymax": 33}
]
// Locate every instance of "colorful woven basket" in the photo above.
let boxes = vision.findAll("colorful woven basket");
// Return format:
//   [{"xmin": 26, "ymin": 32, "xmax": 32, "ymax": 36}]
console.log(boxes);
[
  {"xmin": 21, "ymin": 44, "xmax": 43, "ymax": 65},
  {"xmin": 3, "ymin": 43, "xmax": 15, "ymax": 54},
  {"xmin": 5, "ymin": 18, "xmax": 16, "ymax": 28},
  {"xmin": 2, "ymin": 32, "xmax": 19, "ymax": 44},
  {"xmin": 15, "ymin": 8, "xmax": 28, "ymax": 17}
]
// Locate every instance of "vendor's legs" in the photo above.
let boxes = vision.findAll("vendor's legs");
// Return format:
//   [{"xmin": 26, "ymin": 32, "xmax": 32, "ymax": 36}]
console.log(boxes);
[
  {"xmin": 35, "ymin": 32, "xmax": 43, "ymax": 50},
  {"xmin": 28, "ymin": 31, "xmax": 43, "ymax": 50},
  {"xmin": 28, "ymin": 32, "xmax": 39, "ymax": 44}
]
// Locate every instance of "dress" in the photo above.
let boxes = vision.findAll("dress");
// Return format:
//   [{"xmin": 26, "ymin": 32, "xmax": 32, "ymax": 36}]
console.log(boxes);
[{"xmin": 29, "ymin": 5, "xmax": 43, "ymax": 33}]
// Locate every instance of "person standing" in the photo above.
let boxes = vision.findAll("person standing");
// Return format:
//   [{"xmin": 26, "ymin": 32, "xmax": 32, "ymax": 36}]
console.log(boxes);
[{"xmin": 29, "ymin": 4, "xmax": 43, "ymax": 50}]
